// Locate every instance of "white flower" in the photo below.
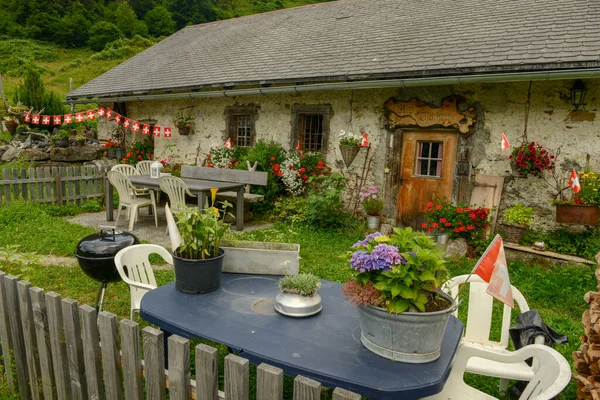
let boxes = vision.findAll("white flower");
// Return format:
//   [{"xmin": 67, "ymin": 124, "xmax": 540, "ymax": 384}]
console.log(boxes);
[{"xmin": 339, "ymin": 130, "xmax": 346, "ymax": 136}]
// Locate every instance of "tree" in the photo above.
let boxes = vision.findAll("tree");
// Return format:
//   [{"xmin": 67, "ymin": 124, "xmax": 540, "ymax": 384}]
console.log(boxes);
[
  {"xmin": 133, "ymin": 21, "xmax": 149, "ymax": 37},
  {"xmin": 144, "ymin": 5, "xmax": 175, "ymax": 37},
  {"xmin": 53, "ymin": 2, "xmax": 92, "ymax": 47},
  {"xmin": 129, "ymin": 0, "xmax": 154, "ymax": 19},
  {"xmin": 168, "ymin": 0, "xmax": 216, "ymax": 29},
  {"xmin": 13, "ymin": 68, "xmax": 45, "ymax": 111},
  {"xmin": 116, "ymin": 3, "xmax": 138, "ymax": 38},
  {"xmin": 88, "ymin": 21, "xmax": 122, "ymax": 52}
]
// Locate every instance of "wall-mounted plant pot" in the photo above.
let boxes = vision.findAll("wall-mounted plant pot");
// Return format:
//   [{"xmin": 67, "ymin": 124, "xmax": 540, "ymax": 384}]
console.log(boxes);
[
  {"xmin": 53, "ymin": 139, "xmax": 69, "ymax": 148},
  {"xmin": 556, "ymin": 204, "xmax": 599, "ymax": 226},
  {"xmin": 510, "ymin": 162, "xmax": 527, "ymax": 178},
  {"xmin": 340, "ymin": 145, "xmax": 360, "ymax": 168},
  {"xmin": 178, "ymin": 127, "xmax": 192, "ymax": 135},
  {"xmin": 5, "ymin": 122, "xmax": 17, "ymax": 135}
]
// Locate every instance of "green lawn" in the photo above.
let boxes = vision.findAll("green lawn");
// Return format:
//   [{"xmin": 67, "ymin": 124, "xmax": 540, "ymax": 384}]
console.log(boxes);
[{"xmin": 0, "ymin": 202, "xmax": 591, "ymax": 398}]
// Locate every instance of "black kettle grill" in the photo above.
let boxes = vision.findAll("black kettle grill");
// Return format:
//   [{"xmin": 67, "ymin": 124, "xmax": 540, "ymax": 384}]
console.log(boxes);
[{"xmin": 75, "ymin": 227, "xmax": 139, "ymax": 312}]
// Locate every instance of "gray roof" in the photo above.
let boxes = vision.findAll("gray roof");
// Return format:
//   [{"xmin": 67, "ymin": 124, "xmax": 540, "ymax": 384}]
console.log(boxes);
[{"xmin": 67, "ymin": 0, "xmax": 600, "ymax": 100}]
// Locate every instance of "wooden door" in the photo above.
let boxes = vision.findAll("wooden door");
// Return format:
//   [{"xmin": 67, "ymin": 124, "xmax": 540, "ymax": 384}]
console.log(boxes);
[{"xmin": 397, "ymin": 130, "xmax": 458, "ymax": 228}]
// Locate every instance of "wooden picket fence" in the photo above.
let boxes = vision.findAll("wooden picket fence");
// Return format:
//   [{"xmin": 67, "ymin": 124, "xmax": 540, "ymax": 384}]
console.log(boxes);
[
  {"xmin": 0, "ymin": 271, "xmax": 361, "ymax": 400},
  {"xmin": 0, "ymin": 166, "xmax": 111, "ymax": 205}
]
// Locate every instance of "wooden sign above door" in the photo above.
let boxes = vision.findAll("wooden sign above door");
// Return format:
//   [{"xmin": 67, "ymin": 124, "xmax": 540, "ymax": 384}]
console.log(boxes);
[{"xmin": 384, "ymin": 97, "xmax": 477, "ymax": 134}]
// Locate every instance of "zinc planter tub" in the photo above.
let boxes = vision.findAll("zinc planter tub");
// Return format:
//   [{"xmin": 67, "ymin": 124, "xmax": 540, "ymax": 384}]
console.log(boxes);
[
  {"xmin": 220, "ymin": 240, "xmax": 300, "ymax": 275},
  {"xmin": 274, "ymin": 291, "xmax": 322, "ymax": 317},
  {"xmin": 357, "ymin": 291, "xmax": 457, "ymax": 363}
]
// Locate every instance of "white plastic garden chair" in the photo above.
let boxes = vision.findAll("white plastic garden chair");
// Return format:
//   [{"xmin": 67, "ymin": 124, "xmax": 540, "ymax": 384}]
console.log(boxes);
[
  {"xmin": 111, "ymin": 164, "xmax": 150, "ymax": 195},
  {"xmin": 422, "ymin": 343, "xmax": 571, "ymax": 400},
  {"xmin": 136, "ymin": 160, "xmax": 154, "ymax": 175},
  {"xmin": 107, "ymin": 170, "xmax": 157, "ymax": 232},
  {"xmin": 159, "ymin": 176, "xmax": 197, "ymax": 234},
  {"xmin": 442, "ymin": 274, "xmax": 544, "ymax": 391},
  {"xmin": 114, "ymin": 244, "xmax": 173, "ymax": 320}
]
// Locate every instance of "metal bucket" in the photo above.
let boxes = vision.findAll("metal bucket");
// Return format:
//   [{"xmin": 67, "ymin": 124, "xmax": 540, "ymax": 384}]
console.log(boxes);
[
  {"xmin": 366, "ymin": 215, "xmax": 381, "ymax": 230},
  {"xmin": 357, "ymin": 291, "xmax": 457, "ymax": 363}
]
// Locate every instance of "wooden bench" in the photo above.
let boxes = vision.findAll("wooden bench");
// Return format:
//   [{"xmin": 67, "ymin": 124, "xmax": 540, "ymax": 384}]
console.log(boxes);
[{"xmin": 181, "ymin": 165, "xmax": 268, "ymax": 221}]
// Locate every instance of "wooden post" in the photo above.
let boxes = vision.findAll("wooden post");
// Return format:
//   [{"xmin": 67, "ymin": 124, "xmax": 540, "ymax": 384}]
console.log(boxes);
[
  {"xmin": 225, "ymin": 354, "xmax": 249, "ymax": 400},
  {"xmin": 120, "ymin": 319, "xmax": 142, "ymax": 400},
  {"xmin": 195, "ymin": 343, "xmax": 219, "ymax": 400},
  {"xmin": 168, "ymin": 335, "xmax": 190, "ymax": 400},
  {"xmin": 256, "ymin": 363, "xmax": 283, "ymax": 400},
  {"xmin": 0, "ymin": 272, "xmax": 16, "ymax": 390},
  {"xmin": 17, "ymin": 281, "xmax": 41, "ymax": 400},
  {"xmin": 29, "ymin": 287, "xmax": 56, "ymax": 400},
  {"xmin": 79, "ymin": 305, "xmax": 104, "ymax": 400},
  {"xmin": 142, "ymin": 327, "xmax": 165, "ymax": 400},
  {"xmin": 45, "ymin": 292, "xmax": 71, "ymax": 400},
  {"xmin": 54, "ymin": 174, "xmax": 62, "ymax": 205},
  {"xmin": 293, "ymin": 376, "xmax": 321, "ymax": 400},
  {"xmin": 61, "ymin": 298, "xmax": 87, "ymax": 400},
  {"xmin": 98, "ymin": 311, "xmax": 124, "ymax": 400}
]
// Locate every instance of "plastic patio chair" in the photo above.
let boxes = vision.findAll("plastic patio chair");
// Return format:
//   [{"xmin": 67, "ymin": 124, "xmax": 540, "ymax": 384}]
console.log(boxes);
[
  {"xmin": 422, "ymin": 343, "xmax": 571, "ymax": 400},
  {"xmin": 107, "ymin": 170, "xmax": 157, "ymax": 231},
  {"xmin": 442, "ymin": 274, "xmax": 544, "ymax": 391},
  {"xmin": 114, "ymin": 244, "xmax": 173, "ymax": 320},
  {"xmin": 112, "ymin": 164, "xmax": 150, "ymax": 196},
  {"xmin": 136, "ymin": 160, "xmax": 154, "ymax": 175},
  {"xmin": 159, "ymin": 175, "xmax": 197, "ymax": 234}
]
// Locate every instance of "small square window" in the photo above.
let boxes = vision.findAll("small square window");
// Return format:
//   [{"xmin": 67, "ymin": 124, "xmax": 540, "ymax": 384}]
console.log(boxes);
[
  {"xmin": 226, "ymin": 107, "xmax": 257, "ymax": 147},
  {"xmin": 291, "ymin": 105, "xmax": 331, "ymax": 152},
  {"xmin": 415, "ymin": 141, "xmax": 444, "ymax": 177}
]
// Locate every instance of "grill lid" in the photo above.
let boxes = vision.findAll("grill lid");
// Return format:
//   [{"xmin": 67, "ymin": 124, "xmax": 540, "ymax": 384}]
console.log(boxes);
[{"xmin": 75, "ymin": 227, "xmax": 139, "ymax": 259}]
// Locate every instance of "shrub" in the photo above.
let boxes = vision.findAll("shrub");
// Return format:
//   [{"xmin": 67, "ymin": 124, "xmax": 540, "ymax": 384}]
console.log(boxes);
[
  {"xmin": 88, "ymin": 22, "xmax": 122, "ymax": 52},
  {"xmin": 305, "ymin": 173, "xmax": 353, "ymax": 230},
  {"xmin": 274, "ymin": 196, "xmax": 309, "ymax": 224},
  {"xmin": 422, "ymin": 198, "xmax": 490, "ymax": 241},
  {"xmin": 122, "ymin": 141, "xmax": 154, "ymax": 164},
  {"xmin": 503, "ymin": 203, "xmax": 534, "ymax": 226}
]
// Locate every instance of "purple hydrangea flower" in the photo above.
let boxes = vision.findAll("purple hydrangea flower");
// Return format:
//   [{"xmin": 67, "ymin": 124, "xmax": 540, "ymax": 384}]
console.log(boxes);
[
  {"xmin": 352, "ymin": 232, "xmax": 383, "ymax": 249},
  {"xmin": 370, "ymin": 244, "xmax": 405, "ymax": 272},
  {"xmin": 350, "ymin": 251, "xmax": 374, "ymax": 272}
]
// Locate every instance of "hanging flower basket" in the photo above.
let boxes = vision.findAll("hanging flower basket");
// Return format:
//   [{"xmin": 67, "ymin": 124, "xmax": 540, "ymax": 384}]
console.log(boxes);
[
  {"xmin": 339, "ymin": 145, "xmax": 360, "ymax": 168},
  {"xmin": 178, "ymin": 126, "xmax": 192, "ymax": 135},
  {"xmin": 555, "ymin": 204, "xmax": 599, "ymax": 226}
]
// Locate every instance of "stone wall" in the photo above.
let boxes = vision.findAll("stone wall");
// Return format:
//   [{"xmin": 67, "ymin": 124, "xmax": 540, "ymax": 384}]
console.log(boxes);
[{"xmin": 98, "ymin": 79, "xmax": 598, "ymax": 228}]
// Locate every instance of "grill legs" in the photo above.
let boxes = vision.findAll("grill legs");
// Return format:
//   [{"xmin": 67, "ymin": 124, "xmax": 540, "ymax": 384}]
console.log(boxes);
[{"xmin": 95, "ymin": 282, "xmax": 108, "ymax": 313}]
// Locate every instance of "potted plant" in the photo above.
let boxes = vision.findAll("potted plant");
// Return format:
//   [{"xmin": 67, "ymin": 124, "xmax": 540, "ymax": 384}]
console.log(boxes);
[
  {"xmin": 3, "ymin": 116, "xmax": 18, "ymax": 135},
  {"xmin": 360, "ymin": 185, "xmax": 385, "ymax": 229},
  {"xmin": 554, "ymin": 157, "xmax": 600, "ymax": 226},
  {"xmin": 498, "ymin": 203, "xmax": 534, "ymax": 243},
  {"xmin": 172, "ymin": 190, "xmax": 233, "ymax": 293},
  {"xmin": 173, "ymin": 113, "xmax": 194, "ymax": 135},
  {"xmin": 51, "ymin": 130, "xmax": 70, "ymax": 148},
  {"xmin": 508, "ymin": 141, "xmax": 555, "ymax": 178},
  {"xmin": 342, "ymin": 228, "xmax": 455, "ymax": 363},
  {"xmin": 339, "ymin": 129, "xmax": 361, "ymax": 167},
  {"xmin": 74, "ymin": 134, "xmax": 86, "ymax": 147},
  {"xmin": 104, "ymin": 139, "xmax": 123, "ymax": 158},
  {"xmin": 274, "ymin": 273, "xmax": 322, "ymax": 317}
]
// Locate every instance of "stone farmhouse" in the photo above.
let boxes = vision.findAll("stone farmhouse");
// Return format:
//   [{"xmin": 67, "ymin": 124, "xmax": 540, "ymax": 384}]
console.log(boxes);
[{"xmin": 66, "ymin": 0, "xmax": 600, "ymax": 228}]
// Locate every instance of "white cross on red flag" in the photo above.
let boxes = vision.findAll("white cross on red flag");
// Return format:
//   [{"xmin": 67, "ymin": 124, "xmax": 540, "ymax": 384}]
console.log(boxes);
[
  {"xmin": 471, "ymin": 234, "xmax": 514, "ymax": 308},
  {"xmin": 153, "ymin": 126, "xmax": 161, "ymax": 137},
  {"xmin": 24, "ymin": 113, "xmax": 31, "ymax": 122},
  {"xmin": 97, "ymin": 107, "xmax": 105, "ymax": 117},
  {"xmin": 86, "ymin": 110, "xmax": 95, "ymax": 120},
  {"xmin": 75, "ymin": 113, "xmax": 84, "ymax": 123},
  {"xmin": 114, "ymin": 114, "xmax": 122, "ymax": 125},
  {"xmin": 142, "ymin": 124, "xmax": 150, "ymax": 135},
  {"xmin": 359, "ymin": 132, "xmax": 369, "ymax": 147},
  {"xmin": 569, "ymin": 169, "xmax": 581, "ymax": 193},
  {"xmin": 41, "ymin": 116, "xmax": 50, "ymax": 125},
  {"xmin": 296, "ymin": 140, "xmax": 302, "ymax": 152},
  {"xmin": 53, "ymin": 115, "xmax": 62, "ymax": 125},
  {"xmin": 106, "ymin": 109, "xmax": 113, "ymax": 120},
  {"xmin": 224, "ymin": 138, "xmax": 233, "ymax": 149},
  {"xmin": 501, "ymin": 132, "xmax": 510, "ymax": 153},
  {"xmin": 123, "ymin": 118, "xmax": 131, "ymax": 129},
  {"xmin": 64, "ymin": 114, "xmax": 72, "ymax": 124},
  {"xmin": 164, "ymin": 127, "xmax": 172, "ymax": 138},
  {"xmin": 132, "ymin": 121, "xmax": 140, "ymax": 132}
]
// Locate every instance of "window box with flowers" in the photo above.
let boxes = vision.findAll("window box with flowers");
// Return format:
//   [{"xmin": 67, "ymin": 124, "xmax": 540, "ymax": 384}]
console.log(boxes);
[
  {"xmin": 508, "ymin": 141, "xmax": 555, "ymax": 178},
  {"xmin": 173, "ymin": 113, "xmax": 194, "ymax": 135},
  {"xmin": 554, "ymin": 158, "xmax": 600, "ymax": 226}
]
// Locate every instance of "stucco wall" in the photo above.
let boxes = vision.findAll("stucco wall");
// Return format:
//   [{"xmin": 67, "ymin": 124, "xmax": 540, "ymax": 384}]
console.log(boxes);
[{"xmin": 98, "ymin": 79, "xmax": 598, "ymax": 227}]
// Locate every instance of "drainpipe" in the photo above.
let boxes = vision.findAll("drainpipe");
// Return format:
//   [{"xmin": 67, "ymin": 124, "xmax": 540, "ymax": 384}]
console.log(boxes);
[{"xmin": 66, "ymin": 68, "xmax": 600, "ymax": 105}]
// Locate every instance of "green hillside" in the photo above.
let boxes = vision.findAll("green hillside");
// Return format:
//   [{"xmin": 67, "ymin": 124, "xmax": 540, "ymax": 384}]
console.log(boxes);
[{"xmin": 0, "ymin": 0, "xmax": 331, "ymax": 103}]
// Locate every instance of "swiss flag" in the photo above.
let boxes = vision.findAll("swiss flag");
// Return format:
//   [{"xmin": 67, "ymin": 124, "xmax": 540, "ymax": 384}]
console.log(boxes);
[
  {"xmin": 106, "ymin": 109, "xmax": 113, "ymax": 120},
  {"xmin": 142, "ymin": 124, "xmax": 150, "ymax": 135},
  {"xmin": 97, "ymin": 107, "xmax": 105, "ymax": 117},
  {"xmin": 114, "ymin": 114, "xmax": 122, "ymax": 125},
  {"xmin": 569, "ymin": 169, "xmax": 581, "ymax": 193},
  {"xmin": 86, "ymin": 110, "xmax": 95, "ymax": 120},
  {"xmin": 359, "ymin": 132, "xmax": 369, "ymax": 147},
  {"xmin": 75, "ymin": 113, "xmax": 85, "ymax": 123},
  {"xmin": 501, "ymin": 133, "xmax": 510, "ymax": 153},
  {"xmin": 153, "ymin": 126, "xmax": 161, "ymax": 137},
  {"xmin": 123, "ymin": 118, "xmax": 131, "ymax": 129},
  {"xmin": 224, "ymin": 137, "xmax": 233, "ymax": 149},
  {"xmin": 131, "ymin": 121, "xmax": 140, "ymax": 132},
  {"xmin": 53, "ymin": 115, "xmax": 62, "ymax": 125},
  {"xmin": 471, "ymin": 235, "xmax": 514, "ymax": 308},
  {"xmin": 32, "ymin": 115, "xmax": 40, "ymax": 124},
  {"xmin": 164, "ymin": 127, "xmax": 172, "ymax": 138},
  {"xmin": 24, "ymin": 113, "xmax": 31, "ymax": 123},
  {"xmin": 296, "ymin": 140, "xmax": 302, "ymax": 152},
  {"xmin": 64, "ymin": 114, "xmax": 73, "ymax": 124},
  {"xmin": 41, "ymin": 115, "xmax": 51, "ymax": 125}
]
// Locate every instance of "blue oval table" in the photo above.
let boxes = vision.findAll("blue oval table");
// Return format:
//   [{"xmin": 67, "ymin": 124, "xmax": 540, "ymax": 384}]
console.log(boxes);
[{"xmin": 140, "ymin": 273, "xmax": 463, "ymax": 400}]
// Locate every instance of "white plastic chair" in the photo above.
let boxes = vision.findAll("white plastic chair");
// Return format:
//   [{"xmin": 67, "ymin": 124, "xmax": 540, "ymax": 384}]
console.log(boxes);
[
  {"xmin": 136, "ymin": 160, "xmax": 154, "ymax": 175},
  {"xmin": 158, "ymin": 175, "xmax": 197, "ymax": 212},
  {"xmin": 107, "ymin": 170, "xmax": 157, "ymax": 231},
  {"xmin": 422, "ymin": 343, "xmax": 571, "ymax": 400},
  {"xmin": 114, "ymin": 244, "xmax": 173, "ymax": 320},
  {"xmin": 112, "ymin": 164, "xmax": 150, "ymax": 195},
  {"xmin": 442, "ymin": 275, "xmax": 544, "ymax": 391}
]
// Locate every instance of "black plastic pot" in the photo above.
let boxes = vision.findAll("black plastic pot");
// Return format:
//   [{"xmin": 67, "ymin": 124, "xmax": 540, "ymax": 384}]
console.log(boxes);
[
  {"xmin": 54, "ymin": 139, "xmax": 69, "ymax": 148},
  {"xmin": 173, "ymin": 248, "xmax": 225, "ymax": 294}
]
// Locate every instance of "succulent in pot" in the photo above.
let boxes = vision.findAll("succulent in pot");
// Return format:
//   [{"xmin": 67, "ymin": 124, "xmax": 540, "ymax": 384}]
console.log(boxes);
[
  {"xmin": 275, "ymin": 273, "xmax": 322, "ymax": 317},
  {"xmin": 51, "ymin": 129, "xmax": 70, "ymax": 148},
  {"xmin": 171, "ymin": 189, "xmax": 233, "ymax": 294}
]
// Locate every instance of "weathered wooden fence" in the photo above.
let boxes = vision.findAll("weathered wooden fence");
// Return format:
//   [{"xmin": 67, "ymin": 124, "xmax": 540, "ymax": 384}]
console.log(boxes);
[
  {"xmin": 0, "ymin": 271, "xmax": 361, "ymax": 400},
  {"xmin": 0, "ymin": 166, "xmax": 111, "ymax": 206}
]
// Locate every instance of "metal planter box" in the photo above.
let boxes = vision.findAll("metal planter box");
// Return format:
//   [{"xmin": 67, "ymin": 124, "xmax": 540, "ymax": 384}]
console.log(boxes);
[
  {"xmin": 220, "ymin": 240, "xmax": 300, "ymax": 275},
  {"xmin": 555, "ymin": 204, "xmax": 599, "ymax": 226}
]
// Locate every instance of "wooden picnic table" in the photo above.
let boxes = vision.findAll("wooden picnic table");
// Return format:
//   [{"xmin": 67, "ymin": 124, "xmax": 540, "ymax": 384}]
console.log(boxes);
[{"xmin": 105, "ymin": 174, "xmax": 247, "ymax": 230}]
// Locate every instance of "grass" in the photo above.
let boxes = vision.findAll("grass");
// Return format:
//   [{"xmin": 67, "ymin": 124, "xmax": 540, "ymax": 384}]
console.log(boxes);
[{"xmin": 0, "ymin": 203, "xmax": 590, "ymax": 398}]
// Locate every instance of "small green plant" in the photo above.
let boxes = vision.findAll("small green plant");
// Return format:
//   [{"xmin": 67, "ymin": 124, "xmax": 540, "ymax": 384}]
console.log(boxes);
[
  {"xmin": 278, "ymin": 273, "xmax": 321, "ymax": 296},
  {"xmin": 75, "ymin": 134, "xmax": 86, "ymax": 142},
  {"xmin": 51, "ymin": 129, "xmax": 69, "ymax": 141},
  {"xmin": 305, "ymin": 173, "xmax": 351, "ymax": 230},
  {"xmin": 173, "ymin": 189, "xmax": 233, "ymax": 260},
  {"xmin": 173, "ymin": 113, "xmax": 194, "ymax": 129},
  {"xmin": 339, "ymin": 130, "xmax": 360, "ymax": 147},
  {"xmin": 503, "ymin": 203, "xmax": 534, "ymax": 226},
  {"xmin": 360, "ymin": 185, "xmax": 385, "ymax": 216}
]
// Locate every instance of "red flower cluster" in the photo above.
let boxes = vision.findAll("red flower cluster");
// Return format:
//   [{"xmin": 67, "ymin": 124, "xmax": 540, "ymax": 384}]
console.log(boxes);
[
  {"xmin": 509, "ymin": 141, "xmax": 555, "ymax": 177},
  {"xmin": 421, "ymin": 199, "xmax": 490, "ymax": 240},
  {"xmin": 269, "ymin": 151, "xmax": 330, "ymax": 194},
  {"xmin": 103, "ymin": 139, "xmax": 119, "ymax": 149}
]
